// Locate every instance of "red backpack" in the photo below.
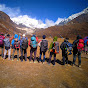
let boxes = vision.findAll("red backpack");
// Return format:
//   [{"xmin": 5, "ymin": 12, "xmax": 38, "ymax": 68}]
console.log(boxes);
[
  {"xmin": 51, "ymin": 42, "xmax": 59, "ymax": 54},
  {"xmin": 87, "ymin": 40, "xmax": 88, "ymax": 46},
  {"xmin": 77, "ymin": 39, "xmax": 84, "ymax": 51}
]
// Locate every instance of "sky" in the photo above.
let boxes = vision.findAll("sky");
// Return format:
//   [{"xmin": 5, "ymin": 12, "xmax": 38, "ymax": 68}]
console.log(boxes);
[{"xmin": 0, "ymin": 0, "xmax": 88, "ymax": 28}]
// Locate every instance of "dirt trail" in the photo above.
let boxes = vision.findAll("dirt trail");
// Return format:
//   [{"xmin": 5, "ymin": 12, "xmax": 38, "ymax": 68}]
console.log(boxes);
[{"xmin": 0, "ymin": 38, "xmax": 88, "ymax": 88}]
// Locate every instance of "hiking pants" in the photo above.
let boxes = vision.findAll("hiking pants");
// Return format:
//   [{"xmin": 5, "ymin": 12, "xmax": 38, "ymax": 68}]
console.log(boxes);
[
  {"xmin": 0, "ymin": 46, "xmax": 4, "ymax": 58},
  {"xmin": 63, "ymin": 54, "xmax": 68, "ymax": 65},
  {"xmin": 73, "ymin": 52, "xmax": 81, "ymax": 65},
  {"xmin": 12, "ymin": 48, "xmax": 19, "ymax": 60},
  {"xmin": 4, "ymin": 48, "xmax": 11, "ymax": 60},
  {"xmin": 20, "ymin": 48, "xmax": 27, "ymax": 61},
  {"xmin": 85, "ymin": 45, "xmax": 88, "ymax": 54},
  {"xmin": 49, "ymin": 52, "xmax": 56, "ymax": 65},
  {"xmin": 29, "ymin": 48, "xmax": 37, "ymax": 61},
  {"xmin": 39, "ymin": 50, "xmax": 46, "ymax": 62}
]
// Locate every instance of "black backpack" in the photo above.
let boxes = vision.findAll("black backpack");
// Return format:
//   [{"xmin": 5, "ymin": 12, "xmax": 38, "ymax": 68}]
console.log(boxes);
[
  {"xmin": 14, "ymin": 39, "xmax": 20, "ymax": 49},
  {"xmin": 21, "ymin": 38, "xmax": 28, "ymax": 49},
  {"xmin": 41, "ymin": 39, "xmax": 48, "ymax": 52}
]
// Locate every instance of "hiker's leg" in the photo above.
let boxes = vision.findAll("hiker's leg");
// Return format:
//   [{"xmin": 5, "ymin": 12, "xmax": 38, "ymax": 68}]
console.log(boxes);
[
  {"xmin": 43, "ymin": 52, "xmax": 45, "ymax": 62},
  {"xmin": 53, "ymin": 53, "xmax": 56, "ymax": 65},
  {"xmin": 29, "ymin": 49, "xmax": 33, "ymax": 61},
  {"xmin": 85, "ymin": 46, "xmax": 87, "ymax": 54},
  {"xmin": 87, "ymin": 46, "xmax": 88, "ymax": 54},
  {"xmin": 2, "ymin": 46, "xmax": 4, "ymax": 58},
  {"xmin": 24, "ymin": 49, "xmax": 27, "ymax": 61},
  {"xmin": 39, "ymin": 50, "xmax": 42, "ymax": 62},
  {"xmin": 3, "ymin": 49, "xmax": 7, "ymax": 59},
  {"xmin": 20, "ymin": 48, "xmax": 23, "ymax": 61},
  {"xmin": 73, "ymin": 54, "xmax": 76, "ymax": 65},
  {"xmin": 34, "ymin": 48, "xmax": 37, "ymax": 61},
  {"xmin": 8, "ymin": 48, "xmax": 11, "ymax": 60},
  {"xmin": 65, "ymin": 54, "xmax": 68, "ymax": 64},
  {"xmin": 12, "ymin": 49, "xmax": 15, "ymax": 59},
  {"xmin": 78, "ymin": 52, "xmax": 81, "ymax": 66},
  {"xmin": 63, "ymin": 56, "xmax": 65, "ymax": 65},
  {"xmin": 17, "ymin": 49, "xmax": 19, "ymax": 60},
  {"xmin": 49, "ymin": 52, "xmax": 52, "ymax": 63}
]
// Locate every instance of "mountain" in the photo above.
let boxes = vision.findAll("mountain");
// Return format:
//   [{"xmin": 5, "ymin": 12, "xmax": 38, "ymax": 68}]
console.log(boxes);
[
  {"xmin": 59, "ymin": 7, "xmax": 88, "ymax": 25},
  {"xmin": 35, "ymin": 11, "xmax": 88, "ymax": 39},
  {"xmin": 0, "ymin": 11, "xmax": 34, "ymax": 36}
]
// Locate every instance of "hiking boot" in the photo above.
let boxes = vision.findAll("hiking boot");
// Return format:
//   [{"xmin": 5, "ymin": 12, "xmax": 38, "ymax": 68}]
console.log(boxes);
[
  {"xmin": 72, "ymin": 64, "xmax": 75, "ymax": 67},
  {"xmin": 12, "ymin": 59, "xmax": 14, "ymax": 61},
  {"xmin": 47, "ymin": 62, "xmax": 50, "ymax": 65},
  {"xmin": 3, "ymin": 58, "xmax": 5, "ymax": 60},
  {"xmin": 8, "ymin": 59, "xmax": 11, "ymax": 60},
  {"xmin": 78, "ymin": 65, "xmax": 81, "ymax": 68},
  {"xmin": 29, "ymin": 61, "xmax": 32, "ymax": 63},
  {"xmin": 17, "ymin": 59, "xmax": 19, "ymax": 61},
  {"xmin": 34, "ymin": 61, "xmax": 37, "ymax": 63}
]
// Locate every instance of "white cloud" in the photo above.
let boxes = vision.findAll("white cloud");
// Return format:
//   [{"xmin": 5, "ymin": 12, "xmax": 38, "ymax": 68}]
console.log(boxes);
[
  {"xmin": 0, "ymin": 3, "xmax": 64, "ymax": 28},
  {"xmin": 0, "ymin": 4, "xmax": 20, "ymax": 17}
]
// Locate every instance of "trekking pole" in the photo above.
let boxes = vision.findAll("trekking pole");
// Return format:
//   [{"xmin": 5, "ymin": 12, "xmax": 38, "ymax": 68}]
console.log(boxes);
[{"xmin": 58, "ymin": 33, "xmax": 63, "ymax": 39}]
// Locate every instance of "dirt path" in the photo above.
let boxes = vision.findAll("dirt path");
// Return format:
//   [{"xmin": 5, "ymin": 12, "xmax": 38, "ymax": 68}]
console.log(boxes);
[{"xmin": 0, "ymin": 38, "xmax": 88, "ymax": 88}]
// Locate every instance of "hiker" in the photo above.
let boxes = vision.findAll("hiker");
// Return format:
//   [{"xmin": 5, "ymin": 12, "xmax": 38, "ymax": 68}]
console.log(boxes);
[
  {"xmin": 12, "ymin": 34, "xmax": 20, "ymax": 61},
  {"xmin": 3, "ymin": 34, "xmax": 14, "ymax": 60},
  {"xmin": 72, "ymin": 35, "xmax": 84, "ymax": 67},
  {"xmin": 0, "ymin": 32, "xmax": 5, "ymax": 59},
  {"xmin": 39, "ymin": 35, "xmax": 48, "ymax": 64},
  {"xmin": 48, "ymin": 36, "xmax": 59, "ymax": 65},
  {"xmin": 20, "ymin": 34, "xmax": 28, "ymax": 62},
  {"xmin": 60, "ymin": 38, "xmax": 69, "ymax": 65},
  {"xmin": 28, "ymin": 35, "xmax": 38, "ymax": 63},
  {"xmin": 84, "ymin": 37, "xmax": 88, "ymax": 54}
]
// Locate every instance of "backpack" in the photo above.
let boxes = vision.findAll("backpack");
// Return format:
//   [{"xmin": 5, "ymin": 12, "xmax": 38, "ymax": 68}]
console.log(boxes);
[
  {"xmin": 14, "ymin": 38, "xmax": 20, "ymax": 49},
  {"xmin": 66, "ymin": 42, "xmax": 73, "ymax": 55},
  {"xmin": 4, "ymin": 38, "xmax": 10, "ymax": 47},
  {"xmin": 30, "ymin": 37, "xmax": 37, "ymax": 48},
  {"xmin": 41, "ymin": 39, "xmax": 48, "ymax": 52},
  {"xmin": 21, "ymin": 38, "xmax": 28, "ymax": 49},
  {"xmin": 0, "ymin": 36, "xmax": 4, "ymax": 46},
  {"xmin": 51, "ymin": 41, "xmax": 59, "ymax": 54},
  {"xmin": 77, "ymin": 39, "xmax": 84, "ymax": 51}
]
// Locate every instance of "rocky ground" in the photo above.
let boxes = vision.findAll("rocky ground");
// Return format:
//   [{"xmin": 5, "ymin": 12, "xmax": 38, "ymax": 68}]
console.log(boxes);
[{"xmin": 0, "ymin": 38, "xmax": 88, "ymax": 88}]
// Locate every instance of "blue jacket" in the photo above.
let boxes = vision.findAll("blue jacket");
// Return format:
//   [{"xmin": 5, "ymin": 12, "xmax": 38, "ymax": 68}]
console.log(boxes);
[
  {"xmin": 84, "ymin": 39, "xmax": 88, "ymax": 46},
  {"xmin": 11, "ymin": 34, "xmax": 20, "ymax": 45}
]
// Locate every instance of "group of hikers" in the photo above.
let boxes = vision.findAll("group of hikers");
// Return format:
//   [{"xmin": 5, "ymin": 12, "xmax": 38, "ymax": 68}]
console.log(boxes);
[{"xmin": 0, "ymin": 32, "xmax": 88, "ymax": 67}]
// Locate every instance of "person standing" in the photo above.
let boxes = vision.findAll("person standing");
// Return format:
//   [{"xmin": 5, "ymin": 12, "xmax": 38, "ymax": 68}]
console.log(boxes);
[
  {"xmin": 72, "ymin": 35, "xmax": 84, "ymax": 67},
  {"xmin": 3, "ymin": 34, "xmax": 13, "ymax": 60},
  {"xmin": 12, "ymin": 34, "xmax": 20, "ymax": 61},
  {"xmin": 48, "ymin": 36, "xmax": 59, "ymax": 66},
  {"xmin": 0, "ymin": 33, "xmax": 5, "ymax": 59},
  {"xmin": 60, "ymin": 38, "xmax": 69, "ymax": 65},
  {"xmin": 28, "ymin": 35, "xmax": 38, "ymax": 63},
  {"xmin": 39, "ymin": 35, "xmax": 48, "ymax": 64},
  {"xmin": 20, "ymin": 34, "xmax": 28, "ymax": 62}
]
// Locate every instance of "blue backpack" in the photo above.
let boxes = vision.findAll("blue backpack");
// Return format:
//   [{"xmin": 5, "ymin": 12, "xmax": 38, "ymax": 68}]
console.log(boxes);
[
  {"xmin": 66, "ymin": 42, "xmax": 73, "ymax": 55},
  {"xmin": 30, "ymin": 37, "xmax": 37, "ymax": 48}
]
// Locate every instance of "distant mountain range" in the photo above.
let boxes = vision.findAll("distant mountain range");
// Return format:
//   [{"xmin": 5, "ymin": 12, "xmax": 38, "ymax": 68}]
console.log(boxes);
[
  {"xmin": 59, "ymin": 7, "xmax": 88, "ymax": 25},
  {"xmin": 35, "ymin": 9, "xmax": 88, "ymax": 39},
  {"xmin": 0, "ymin": 7, "xmax": 88, "ymax": 39}
]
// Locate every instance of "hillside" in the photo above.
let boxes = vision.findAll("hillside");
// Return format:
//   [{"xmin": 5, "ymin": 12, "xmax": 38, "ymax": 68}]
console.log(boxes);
[
  {"xmin": 35, "ymin": 13, "xmax": 88, "ymax": 39},
  {"xmin": 0, "ymin": 11, "xmax": 26, "ymax": 35}
]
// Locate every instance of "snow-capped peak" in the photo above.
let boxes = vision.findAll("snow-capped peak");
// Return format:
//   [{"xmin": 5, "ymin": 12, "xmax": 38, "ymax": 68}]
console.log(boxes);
[{"xmin": 59, "ymin": 7, "xmax": 88, "ymax": 25}]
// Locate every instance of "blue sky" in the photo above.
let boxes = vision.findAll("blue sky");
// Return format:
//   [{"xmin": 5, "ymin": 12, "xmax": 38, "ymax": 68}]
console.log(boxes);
[{"xmin": 0, "ymin": 0, "xmax": 88, "ymax": 28}]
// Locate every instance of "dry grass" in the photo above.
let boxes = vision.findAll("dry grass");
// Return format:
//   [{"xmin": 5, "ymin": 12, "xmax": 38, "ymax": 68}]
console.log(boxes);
[{"xmin": 0, "ymin": 38, "xmax": 88, "ymax": 88}]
